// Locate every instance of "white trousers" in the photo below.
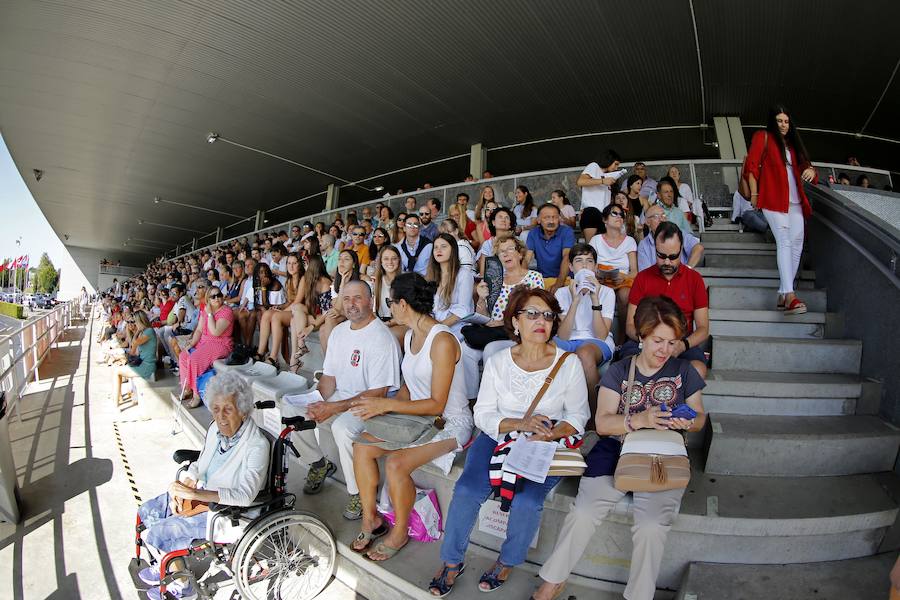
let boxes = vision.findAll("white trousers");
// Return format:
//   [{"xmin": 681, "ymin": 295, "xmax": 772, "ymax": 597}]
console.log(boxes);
[
  {"xmin": 281, "ymin": 400, "xmax": 366, "ymax": 495},
  {"xmin": 539, "ymin": 476, "xmax": 684, "ymax": 600},
  {"xmin": 762, "ymin": 203, "xmax": 805, "ymax": 295},
  {"xmin": 461, "ymin": 339, "xmax": 516, "ymax": 399}
]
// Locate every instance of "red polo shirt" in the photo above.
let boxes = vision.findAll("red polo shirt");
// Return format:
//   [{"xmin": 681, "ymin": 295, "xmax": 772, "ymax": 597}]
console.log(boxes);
[{"xmin": 629, "ymin": 266, "xmax": 708, "ymax": 332}]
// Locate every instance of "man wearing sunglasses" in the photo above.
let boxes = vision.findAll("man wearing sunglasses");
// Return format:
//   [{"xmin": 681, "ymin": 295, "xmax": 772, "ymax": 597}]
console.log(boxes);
[
  {"xmin": 418, "ymin": 203, "xmax": 439, "ymax": 242},
  {"xmin": 394, "ymin": 214, "xmax": 432, "ymax": 276},
  {"xmin": 637, "ymin": 205, "xmax": 704, "ymax": 271},
  {"xmin": 623, "ymin": 221, "xmax": 710, "ymax": 378},
  {"xmin": 349, "ymin": 228, "xmax": 372, "ymax": 268}
]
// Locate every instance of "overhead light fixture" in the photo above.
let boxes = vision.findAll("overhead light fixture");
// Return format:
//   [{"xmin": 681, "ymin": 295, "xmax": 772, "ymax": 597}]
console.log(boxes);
[
  {"xmin": 153, "ymin": 195, "xmax": 245, "ymax": 219},
  {"xmin": 137, "ymin": 219, "xmax": 144, "ymax": 225},
  {"xmin": 206, "ymin": 132, "xmax": 380, "ymax": 192},
  {"xmin": 373, "ymin": 185, "xmax": 385, "ymax": 192},
  {"xmin": 33, "ymin": 169, "xmax": 44, "ymax": 182}
]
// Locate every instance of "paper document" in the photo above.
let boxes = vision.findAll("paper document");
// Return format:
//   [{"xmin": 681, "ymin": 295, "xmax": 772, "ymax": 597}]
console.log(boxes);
[
  {"xmin": 283, "ymin": 389, "xmax": 324, "ymax": 408},
  {"xmin": 460, "ymin": 312, "xmax": 491, "ymax": 325},
  {"xmin": 502, "ymin": 436, "xmax": 557, "ymax": 483}
]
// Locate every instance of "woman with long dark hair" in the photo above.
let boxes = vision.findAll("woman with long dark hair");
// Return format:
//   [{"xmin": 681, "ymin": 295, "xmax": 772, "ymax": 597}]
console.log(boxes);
[
  {"xmin": 427, "ymin": 233, "xmax": 474, "ymax": 338},
  {"xmin": 744, "ymin": 105, "xmax": 817, "ymax": 315},
  {"xmin": 513, "ymin": 185, "xmax": 537, "ymax": 239},
  {"xmin": 476, "ymin": 206, "xmax": 517, "ymax": 277},
  {"xmin": 367, "ymin": 227, "xmax": 391, "ymax": 276},
  {"xmin": 289, "ymin": 255, "xmax": 333, "ymax": 372}
]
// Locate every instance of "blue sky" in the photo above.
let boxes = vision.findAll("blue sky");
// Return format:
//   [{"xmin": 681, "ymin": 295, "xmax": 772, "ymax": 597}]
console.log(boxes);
[{"xmin": 0, "ymin": 132, "xmax": 86, "ymax": 289}]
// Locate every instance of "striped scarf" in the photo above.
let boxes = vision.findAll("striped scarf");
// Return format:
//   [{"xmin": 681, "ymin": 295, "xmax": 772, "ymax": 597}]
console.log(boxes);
[{"xmin": 489, "ymin": 425, "xmax": 583, "ymax": 512}]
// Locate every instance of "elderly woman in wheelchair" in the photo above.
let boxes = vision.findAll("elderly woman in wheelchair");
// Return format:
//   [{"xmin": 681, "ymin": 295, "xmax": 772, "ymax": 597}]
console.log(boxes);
[{"xmin": 132, "ymin": 371, "xmax": 337, "ymax": 600}]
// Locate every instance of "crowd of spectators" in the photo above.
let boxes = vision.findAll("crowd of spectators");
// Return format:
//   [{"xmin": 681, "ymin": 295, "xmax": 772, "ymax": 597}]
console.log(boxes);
[{"xmin": 99, "ymin": 112, "xmax": 856, "ymax": 599}]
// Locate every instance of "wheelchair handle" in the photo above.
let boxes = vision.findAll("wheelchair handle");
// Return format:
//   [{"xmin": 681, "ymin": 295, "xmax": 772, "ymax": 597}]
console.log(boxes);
[
  {"xmin": 282, "ymin": 415, "xmax": 316, "ymax": 431},
  {"xmin": 255, "ymin": 400, "xmax": 276, "ymax": 409}
]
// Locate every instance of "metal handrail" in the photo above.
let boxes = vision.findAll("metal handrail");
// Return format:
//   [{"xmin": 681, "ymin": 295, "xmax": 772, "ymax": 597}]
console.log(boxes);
[{"xmin": 160, "ymin": 157, "xmax": 892, "ymax": 262}]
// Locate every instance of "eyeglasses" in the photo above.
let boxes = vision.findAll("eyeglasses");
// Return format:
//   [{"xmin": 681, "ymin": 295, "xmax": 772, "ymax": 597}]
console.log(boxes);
[
  {"xmin": 385, "ymin": 298, "xmax": 394, "ymax": 307},
  {"xmin": 656, "ymin": 250, "xmax": 681, "ymax": 261},
  {"xmin": 645, "ymin": 213, "xmax": 663, "ymax": 221},
  {"xmin": 609, "ymin": 210, "xmax": 624, "ymax": 218},
  {"xmin": 406, "ymin": 223, "xmax": 420, "ymax": 229},
  {"xmin": 126, "ymin": 320, "xmax": 135, "ymax": 324},
  {"xmin": 374, "ymin": 233, "xmax": 386, "ymax": 238},
  {"xmin": 208, "ymin": 293, "xmax": 223, "ymax": 299},
  {"xmin": 517, "ymin": 308, "xmax": 557, "ymax": 322},
  {"xmin": 352, "ymin": 232, "xmax": 364, "ymax": 237},
  {"xmin": 418, "ymin": 213, "xmax": 429, "ymax": 217}
]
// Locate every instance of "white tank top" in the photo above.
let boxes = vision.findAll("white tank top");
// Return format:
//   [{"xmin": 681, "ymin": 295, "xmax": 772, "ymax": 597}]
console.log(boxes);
[{"xmin": 403, "ymin": 324, "xmax": 470, "ymax": 422}]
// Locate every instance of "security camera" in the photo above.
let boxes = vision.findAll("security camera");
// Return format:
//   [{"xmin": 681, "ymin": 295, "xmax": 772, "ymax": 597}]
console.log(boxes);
[
  {"xmin": 33, "ymin": 169, "xmax": 44, "ymax": 181},
  {"xmin": 206, "ymin": 132, "xmax": 219, "ymax": 144},
  {"xmin": 64, "ymin": 234, "xmax": 70, "ymax": 241}
]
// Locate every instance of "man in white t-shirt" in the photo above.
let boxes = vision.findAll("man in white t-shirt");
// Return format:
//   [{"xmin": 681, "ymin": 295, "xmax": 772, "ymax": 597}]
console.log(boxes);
[
  {"xmin": 554, "ymin": 244, "xmax": 615, "ymax": 412},
  {"xmin": 576, "ymin": 150, "xmax": 625, "ymax": 242},
  {"xmin": 284, "ymin": 280, "xmax": 402, "ymax": 520}
]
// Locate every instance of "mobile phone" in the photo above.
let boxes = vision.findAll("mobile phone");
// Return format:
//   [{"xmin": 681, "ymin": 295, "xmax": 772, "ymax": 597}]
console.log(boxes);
[{"xmin": 667, "ymin": 404, "xmax": 697, "ymax": 420}]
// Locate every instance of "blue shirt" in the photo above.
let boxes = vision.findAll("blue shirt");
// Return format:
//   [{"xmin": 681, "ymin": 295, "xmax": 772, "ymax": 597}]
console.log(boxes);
[
  {"xmin": 394, "ymin": 238, "xmax": 432, "ymax": 276},
  {"xmin": 419, "ymin": 222, "xmax": 439, "ymax": 242},
  {"xmin": 526, "ymin": 225, "xmax": 575, "ymax": 278},
  {"xmin": 637, "ymin": 230, "xmax": 701, "ymax": 271}
]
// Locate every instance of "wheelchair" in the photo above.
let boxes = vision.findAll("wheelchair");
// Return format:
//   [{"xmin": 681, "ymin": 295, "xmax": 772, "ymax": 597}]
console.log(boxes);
[{"xmin": 130, "ymin": 401, "xmax": 338, "ymax": 599}]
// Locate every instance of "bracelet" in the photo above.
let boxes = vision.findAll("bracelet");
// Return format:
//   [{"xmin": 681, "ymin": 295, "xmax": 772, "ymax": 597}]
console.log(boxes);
[
  {"xmin": 624, "ymin": 413, "xmax": 635, "ymax": 432},
  {"xmin": 681, "ymin": 336, "xmax": 691, "ymax": 350},
  {"xmin": 750, "ymin": 193, "xmax": 758, "ymax": 197}
]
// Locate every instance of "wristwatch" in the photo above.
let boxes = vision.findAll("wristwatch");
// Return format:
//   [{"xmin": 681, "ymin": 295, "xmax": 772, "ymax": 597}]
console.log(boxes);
[
  {"xmin": 591, "ymin": 304, "xmax": 602, "ymax": 311},
  {"xmin": 681, "ymin": 336, "xmax": 691, "ymax": 350}
]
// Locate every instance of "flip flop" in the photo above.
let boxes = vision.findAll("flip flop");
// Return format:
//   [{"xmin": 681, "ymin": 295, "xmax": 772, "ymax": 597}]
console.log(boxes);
[
  {"xmin": 364, "ymin": 538, "xmax": 408, "ymax": 562},
  {"xmin": 784, "ymin": 297, "xmax": 807, "ymax": 315},
  {"xmin": 350, "ymin": 523, "xmax": 388, "ymax": 553}
]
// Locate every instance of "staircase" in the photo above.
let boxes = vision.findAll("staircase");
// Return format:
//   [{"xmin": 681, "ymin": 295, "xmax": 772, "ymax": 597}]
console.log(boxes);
[{"xmin": 675, "ymin": 218, "xmax": 900, "ymax": 598}]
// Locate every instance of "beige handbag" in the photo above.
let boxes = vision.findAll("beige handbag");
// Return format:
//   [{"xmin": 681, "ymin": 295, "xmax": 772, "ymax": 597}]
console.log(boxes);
[{"xmin": 613, "ymin": 357, "xmax": 691, "ymax": 493}]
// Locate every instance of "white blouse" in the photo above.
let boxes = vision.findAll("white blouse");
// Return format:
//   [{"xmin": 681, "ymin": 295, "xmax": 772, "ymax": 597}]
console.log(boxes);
[
  {"xmin": 474, "ymin": 346, "xmax": 589, "ymax": 441},
  {"xmin": 433, "ymin": 269, "xmax": 475, "ymax": 322}
]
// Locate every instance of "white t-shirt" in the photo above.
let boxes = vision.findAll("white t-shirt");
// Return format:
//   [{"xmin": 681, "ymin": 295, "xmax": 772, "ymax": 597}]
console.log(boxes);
[
  {"xmin": 176, "ymin": 296, "xmax": 198, "ymax": 330},
  {"xmin": 457, "ymin": 239, "xmax": 476, "ymax": 272},
  {"xmin": 589, "ymin": 234, "xmax": 637, "ymax": 273},
  {"xmin": 322, "ymin": 317, "xmax": 402, "ymax": 401},
  {"xmin": 579, "ymin": 162, "xmax": 612, "ymax": 211},
  {"xmin": 269, "ymin": 257, "xmax": 288, "ymax": 286},
  {"xmin": 555, "ymin": 286, "xmax": 615, "ymax": 353}
]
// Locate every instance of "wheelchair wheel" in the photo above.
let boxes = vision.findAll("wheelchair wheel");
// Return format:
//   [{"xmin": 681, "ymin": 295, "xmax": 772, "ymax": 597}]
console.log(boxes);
[{"xmin": 231, "ymin": 509, "xmax": 337, "ymax": 600}]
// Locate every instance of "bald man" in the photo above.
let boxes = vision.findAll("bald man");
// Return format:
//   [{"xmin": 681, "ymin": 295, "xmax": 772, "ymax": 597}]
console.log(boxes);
[
  {"xmin": 637, "ymin": 204, "xmax": 704, "ymax": 271},
  {"xmin": 283, "ymin": 280, "xmax": 403, "ymax": 520}
]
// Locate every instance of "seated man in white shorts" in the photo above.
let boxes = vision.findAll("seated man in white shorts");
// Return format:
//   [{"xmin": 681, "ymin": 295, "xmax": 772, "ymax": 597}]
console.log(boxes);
[{"xmin": 283, "ymin": 280, "xmax": 402, "ymax": 521}]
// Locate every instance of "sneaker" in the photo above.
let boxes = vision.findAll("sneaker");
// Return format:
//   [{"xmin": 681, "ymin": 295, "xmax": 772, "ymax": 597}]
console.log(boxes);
[
  {"xmin": 138, "ymin": 566, "xmax": 160, "ymax": 586},
  {"xmin": 146, "ymin": 580, "xmax": 197, "ymax": 600},
  {"xmin": 303, "ymin": 459, "xmax": 336, "ymax": 495},
  {"xmin": 343, "ymin": 493, "xmax": 362, "ymax": 520}
]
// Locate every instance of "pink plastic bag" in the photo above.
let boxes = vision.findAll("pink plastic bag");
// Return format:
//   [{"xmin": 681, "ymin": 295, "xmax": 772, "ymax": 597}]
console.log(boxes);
[{"xmin": 378, "ymin": 487, "xmax": 443, "ymax": 542}]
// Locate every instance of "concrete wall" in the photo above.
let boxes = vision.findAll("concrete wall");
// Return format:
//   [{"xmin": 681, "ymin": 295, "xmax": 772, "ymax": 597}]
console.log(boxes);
[
  {"xmin": 808, "ymin": 189, "xmax": 900, "ymax": 426},
  {"xmin": 60, "ymin": 246, "xmax": 147, "ymax": 299}
]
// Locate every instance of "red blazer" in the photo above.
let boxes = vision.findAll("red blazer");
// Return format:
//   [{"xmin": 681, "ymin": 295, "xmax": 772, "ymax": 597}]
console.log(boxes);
[{"xmin": 744, "ymin": 130, "xmax": 817, "ymax": 218}]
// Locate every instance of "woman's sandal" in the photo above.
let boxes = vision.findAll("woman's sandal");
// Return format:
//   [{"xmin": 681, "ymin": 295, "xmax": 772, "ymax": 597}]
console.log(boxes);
[
  {"xmin": 263, "ymin": 356, "xmax": 278, "ymax": 369},
  {"xmin": 784, "ymin": 297, "xmax": 807, "ymax": 315},
  {"xmin": 288, "ymin": 359, "xmax": 303, "ymax": 375},
  {"xmin": 428, "ymin": 563, "xmax": 466, "ymax": 597},
  {"xmin": 478, "ymin": 562, "xmax": 511, "ymax": 593},
  {"xmin": 364, "ymin": 538, "xmax": 408, "ymax": 562},
  {"xmin": 529, "ymin": 582, "xmax": 567, "ymax": 600},
  {"xmin": 181, "ymin": 395, "xmax": 202, "ymax": 409},
  {"xmin": 350, "ymin": 522, "xmax": 388, "ymax": 554}
]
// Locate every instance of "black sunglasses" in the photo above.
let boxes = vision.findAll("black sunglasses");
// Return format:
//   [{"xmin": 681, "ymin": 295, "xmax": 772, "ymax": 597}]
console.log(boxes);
[
  {"xmin": 385, "ymin": 298, "xmax": 395, "ymax": 307},
  {"xmin": 208, "ymin": 293, "xmax": 223, "ymax": 299},
  {"xmin": 609, "ymin": 210, "xmax": 625, "ymax": 218},
  {"xmin": 656, "ymin": 250, "xmax": 681, "ymax": 261},
  {"xmin": 517, "ymin": 308, "xmax": 557, "ymax": 321}
]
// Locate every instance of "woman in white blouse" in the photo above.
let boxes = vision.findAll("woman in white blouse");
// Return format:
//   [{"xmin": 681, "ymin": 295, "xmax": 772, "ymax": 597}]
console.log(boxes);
[
  {"xmin": 427, "ymin": 233, "xmax": 474, "ymax": 339},
  {"xmin": 428, "ymin": 287, "xmax": 588, "ymax": 597},
  {"xmin": 350, "ymin": 273, "xmax": 473, "ymax": 562},
  {"xmin": 588, "ymin": 203, "xmax": 638, "ymax": 343}
]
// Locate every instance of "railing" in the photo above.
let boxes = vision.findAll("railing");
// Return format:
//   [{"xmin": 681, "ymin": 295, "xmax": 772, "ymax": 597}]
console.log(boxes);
[
  {"xmin": 0, "ymin": 301, "xmax": 75, "ymax": 422},
  {"xmin": 166, "ymin": 159, "xmax": 893, "ymax": 261}
]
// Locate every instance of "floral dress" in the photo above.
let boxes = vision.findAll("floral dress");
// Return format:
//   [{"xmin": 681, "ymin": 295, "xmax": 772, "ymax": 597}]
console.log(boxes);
[{"xmin": 489, "ymin": 270, "xmax": 544, "ymax": 320}]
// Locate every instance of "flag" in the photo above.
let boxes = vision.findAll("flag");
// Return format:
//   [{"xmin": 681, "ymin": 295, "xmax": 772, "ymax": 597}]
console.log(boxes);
[{"xmin": 21, "ymin": 255, "xmax": 29, "ymax": 270}]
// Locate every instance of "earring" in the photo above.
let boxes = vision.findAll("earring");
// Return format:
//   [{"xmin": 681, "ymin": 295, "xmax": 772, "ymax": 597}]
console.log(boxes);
[
  {"xmin": 514, "ymin": 327, "xmax": 519, "ymax": 337},
  {"xmin": 638, "ymin": 338, "xmax": 643, "ymax": 350}
]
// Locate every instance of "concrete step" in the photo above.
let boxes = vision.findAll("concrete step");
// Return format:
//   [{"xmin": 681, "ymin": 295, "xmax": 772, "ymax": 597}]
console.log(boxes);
[
  {"xmin": 700, "ymin": 231, "xmax": 767, "ymax": 243},
  {"xmin": 701, "ymin": 242, "xmax": 776, "ymax": 251},
  {"xmin": 703, "ymin": 370, "xmax": 864, "ymax": 416},
  {"xmin": 706, "ymin": 220, "xmax": 741, "ymax": 231},
  {"xmin": 708, "ymin": 285, "xmax": 828, "ymax": 312},
  {"xmin": 703, "ymin": 253, "xmax": 777, "ymax": 269},
  {"xmin": 712, "ymin": 336, "xmax": 862, "ymax": 374},
  {"xmin": 697, "ymin": 266, "xmax": 815, "ymax": 281},
  {"xmin": 675, "ymin": 554, "xmax": 895, "ymax": 600},
  {"xmin": 709, "ymin": 309, "xmax": 826, "ymax": 339},
  {"xmin": 705, "ymin": 414, "xmax": 900, "ymax": 476}
]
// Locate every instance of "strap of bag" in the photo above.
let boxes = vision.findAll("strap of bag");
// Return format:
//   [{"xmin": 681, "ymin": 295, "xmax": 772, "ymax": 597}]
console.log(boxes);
[
  {"xmin": 624, "ymin": 355, "xmax": 638, "ymax": 417},
  {"xmin": 522, "ymin": 351, "xmax": 573, "ymax": 421}
]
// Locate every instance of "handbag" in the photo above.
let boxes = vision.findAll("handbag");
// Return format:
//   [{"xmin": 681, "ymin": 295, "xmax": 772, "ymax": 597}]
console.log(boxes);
[
  {"xmin": 613, "ymin": 356, "xmax": 691, "ymax": 493},
  {"xmin": 173, "ymin": 496, "xmax": 209, "ymax": 517},
  {"xmin": 518, "ymin": 351, "xmax": 587, "ymax": 477},
  {"xmin": 359, "ymin": 413, "xmax": 445, "ymax": 451},
  {"xmin": 738, "ymin": 131, "xmax": 768, "ymax": 201},
  {"xmin": 460, "ymin": 323, "xmax": 509, "ymax": 350},
  {"xmin": 126, "ymin": 354, "xmax": 143, "ymax": 367}
]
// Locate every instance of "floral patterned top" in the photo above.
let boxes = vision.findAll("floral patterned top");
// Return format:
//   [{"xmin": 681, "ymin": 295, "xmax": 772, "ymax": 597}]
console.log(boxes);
[{"xmin": 490, "ymin": 270, "xmax": 544, "ymax": 320}]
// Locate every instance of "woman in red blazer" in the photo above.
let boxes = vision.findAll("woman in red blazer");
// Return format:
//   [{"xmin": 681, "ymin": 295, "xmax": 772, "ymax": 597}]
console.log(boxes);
[{"xmin": 744, "ymin": 106, "xmax": 818, "ymax": 315}]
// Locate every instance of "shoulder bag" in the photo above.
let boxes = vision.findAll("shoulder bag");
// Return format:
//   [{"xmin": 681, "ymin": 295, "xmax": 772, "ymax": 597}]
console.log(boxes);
[
  {"xmin": 518, "ymin": 351, "xmax": 587, "ymax": 477},
  {"xmin": 739, "ymin": 131, "xmax": 768, "ymax": 201},
  {"xmin": 613, "ymin": 356, "xmax": 691, "ymax": 492}
]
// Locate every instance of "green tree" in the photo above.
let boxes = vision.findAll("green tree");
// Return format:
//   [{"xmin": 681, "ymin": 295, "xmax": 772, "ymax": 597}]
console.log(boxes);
[{"xmin": 33, "ymin": 253, "xmax": 60, "ymax": 294}]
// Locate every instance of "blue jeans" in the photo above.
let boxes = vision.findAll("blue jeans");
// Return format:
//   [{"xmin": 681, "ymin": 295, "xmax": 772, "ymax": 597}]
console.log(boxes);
[
  {"xmin": 138, "ymin": 492, "xmax": 208, "ymax": 553},
  {"xmin": 740, "ymin": 209, "xmax": 770, "ymax": 234},
  {"xmin": 439, "ymin": 433, "xmax": 560, "ymax": 567}
]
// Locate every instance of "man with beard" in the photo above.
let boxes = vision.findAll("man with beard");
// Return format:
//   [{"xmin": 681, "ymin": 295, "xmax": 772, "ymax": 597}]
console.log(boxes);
[
  {"xmin": 418, "ymin": 204, "xmax": 439, "ymax": 241},
  {"xmin": 622, "ymin": 221, "xmax": 709, "ymax": 378}
]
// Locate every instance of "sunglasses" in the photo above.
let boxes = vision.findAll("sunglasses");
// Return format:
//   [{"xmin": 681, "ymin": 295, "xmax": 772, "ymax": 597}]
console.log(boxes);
[
  {"xmin": 656, "ymin": 250, "xmax": 681, "ymax": 261},
  {"xmin": 418, "ymin": 213, "xmax": 429, "ymax": 218},
  {"xmin": 352, "ymin": 232, "xmax": 364, "ymax": 237},
  {"xmin": 208, "ymin": 293, "xmax": 223, "ymax": 299},
  {"xmin": 406, "ymin": 223, "xmax": 420, "ymax": 229},
  {"xmin": 609, "ymin": 210, "xmax": 624, "ymax": 218},
  {"xmin": 385, "ymin": 298, "xmax": 394, "ymax": 307},
  {"xmin": 126, "ymin": 320, "xmax": 135, "ymax": 324},
  {"xmin": 374, "ymin": 233, "xmax": 386, "ymax": 238},
  {"xmin": 517, "ymin": 308, "xmax": 557, "ymax": 322}
]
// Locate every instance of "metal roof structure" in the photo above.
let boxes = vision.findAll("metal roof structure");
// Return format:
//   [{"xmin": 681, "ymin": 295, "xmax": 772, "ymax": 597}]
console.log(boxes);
[{"xmin": 1, "ymin": 0, "xmax": 898, "ymax": 261}]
